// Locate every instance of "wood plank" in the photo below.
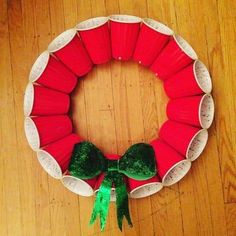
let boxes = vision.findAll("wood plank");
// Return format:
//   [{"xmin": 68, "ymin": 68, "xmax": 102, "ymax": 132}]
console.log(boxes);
[
  {"xmin": 178, "ymin": 173, "xmax": 198, "ymax": 236},
  {"xmin": 217, "ymin": 0, "xmax": 236, "ymax": 203},
  {"xmin": 226, "ymin": 203, "xmax": 236, "ymax": 236},
  {"xmin": 7, "ymin": 0, "xmax": 40, "ymax": 235},
  {"xmin": 49, "ymin": 0, "xmax": 65, "ymax": 36},
  {"xmin": 63, "ymin": 0, "xmax": 78, "ymax": 28},
  {"xmin": 0, "ymin": 1, "xmax": 23, "ymax": 235},
  {"xmin": 23, "ymin": 1, "xmax": 52, "ymax": 235}
]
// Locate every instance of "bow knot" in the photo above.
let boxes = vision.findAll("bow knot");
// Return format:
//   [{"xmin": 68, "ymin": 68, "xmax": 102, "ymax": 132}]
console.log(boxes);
[
  {"xmin": 69, "ymin": 141, "xmax": 156, "ymax": 231},
  {"xmin": 107, "ymin": 159, "xmax": 119, "ymax": 172}
]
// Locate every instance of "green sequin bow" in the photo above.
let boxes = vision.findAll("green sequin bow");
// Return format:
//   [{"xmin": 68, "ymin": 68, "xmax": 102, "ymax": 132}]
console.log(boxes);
[{"xmin": 68, "ymin": 141, "xmax": 156, "ymax": 231}]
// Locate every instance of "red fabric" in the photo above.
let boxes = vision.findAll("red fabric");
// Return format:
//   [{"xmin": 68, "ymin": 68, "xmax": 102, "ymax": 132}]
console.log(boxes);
[
  {"xmin": 164, "ymin": 62, "xmax": 203, "ymax": 98},
  {"xmin": 110, "ymin": 20, "xmax": 140, "ymax": 60},
  {"xmin": 150, "ymin": 37, "xmax": 194, "ymax": 80},
  {"xmin": 32, "ymin": 115, "xmax": 72, "ymax": 147},
  {"xmin": 79, "ymin": 22, "xmax": 112, "ymax": 64},
  {"xmin": 31, "ymin": 85, "xmax": 70, "ymax": 116},
  {"xmin": 105, "ymin": 153, "xmax": 120, "ymax": 160},
  {"xmin": 150, "ymin": 139, "xmax": 184, "ymax": 179},
  {"xmin": 54, "ymin": 34, "xmax": 93, "ymax": 76},
  {"xmin": 43, "ymin": 134, "xmax": 81, "ymax": 173},
  {"xmin": 36, "ymin": 55, "xmax": 77, "ymax": 93},
  {"xmin": 159, "ymin": 120, "xmax": 200, "ymax": 156},
  {"xmin": 133, "ymin": 23, "xmax": 171, "ymax": 66},
  {"xmin": 166, "ymin": 95, "xmax": 203, "ymax": 127}
]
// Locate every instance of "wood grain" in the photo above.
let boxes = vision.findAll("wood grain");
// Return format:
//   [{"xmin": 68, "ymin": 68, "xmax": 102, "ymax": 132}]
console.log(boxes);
[{"xmin": 0, "ymin": 0, "xmax": 235, "ymax": 235}]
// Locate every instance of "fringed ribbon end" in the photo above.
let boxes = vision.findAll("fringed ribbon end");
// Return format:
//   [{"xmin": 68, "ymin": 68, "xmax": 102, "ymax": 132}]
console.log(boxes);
[
  {"xmin": 89, "ymin": 174, "xmax": 112, "ymax": 231},
  {"xmin": 114, "ymin": 172, "xmax": 133, "ymax": 231}
]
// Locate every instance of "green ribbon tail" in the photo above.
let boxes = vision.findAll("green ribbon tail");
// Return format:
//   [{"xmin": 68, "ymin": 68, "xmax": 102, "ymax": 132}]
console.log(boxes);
[
  {"xmin": 89, "ymin": 174, "xmax": 113, "ymax": 231},
  {"xmin": 114, "ymin": 173, "xmax": 133, "ymax": 231}
]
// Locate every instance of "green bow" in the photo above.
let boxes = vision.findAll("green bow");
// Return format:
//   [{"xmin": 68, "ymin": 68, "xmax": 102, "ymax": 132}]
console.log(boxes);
[{"xmin": 68, "ymin": 141, "xmax": 156, "ymax": 231}]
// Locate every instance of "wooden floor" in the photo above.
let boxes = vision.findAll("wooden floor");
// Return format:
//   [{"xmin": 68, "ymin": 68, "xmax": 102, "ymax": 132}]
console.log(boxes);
[{"xmin": 1, "ymin": 0, "xmax": 236, "ymax": 235}]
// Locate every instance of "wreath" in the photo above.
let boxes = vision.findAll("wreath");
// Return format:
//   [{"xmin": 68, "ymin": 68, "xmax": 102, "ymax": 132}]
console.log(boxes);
[{"xmin": 24, "ymin": 15, "xmax": 214, "ymax": 231}]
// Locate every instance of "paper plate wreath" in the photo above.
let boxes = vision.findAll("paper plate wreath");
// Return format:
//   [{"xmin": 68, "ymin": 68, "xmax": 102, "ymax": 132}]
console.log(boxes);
[{"xmin": 24, "ymin": 15, "xmax": 214, "ymax": 231}]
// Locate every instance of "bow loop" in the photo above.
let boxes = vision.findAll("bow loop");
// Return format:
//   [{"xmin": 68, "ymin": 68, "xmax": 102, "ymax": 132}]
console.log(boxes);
[
  {"xmin": 119, "ymin": 143, "xmax": 156, "ymax": 180},
  {"xmin": 68, "ymin": 141, "xmax": 106, "ymax": 179}
]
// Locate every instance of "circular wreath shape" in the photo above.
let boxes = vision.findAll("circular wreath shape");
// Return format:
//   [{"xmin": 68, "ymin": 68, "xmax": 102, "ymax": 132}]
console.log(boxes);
[{"xmin": 24, "ymin": 15, "xmax": 214, "ymax": 230}]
